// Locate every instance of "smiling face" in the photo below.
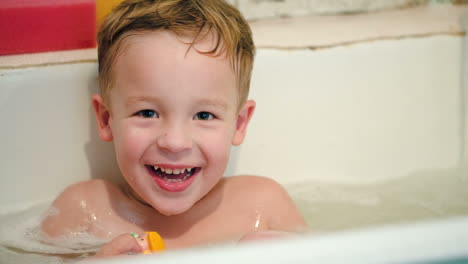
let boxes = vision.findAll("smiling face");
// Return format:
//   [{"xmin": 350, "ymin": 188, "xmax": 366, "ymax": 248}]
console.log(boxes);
[{"xmin": 92, "ymin": 30, "xmax": 255, "ymax": 215}]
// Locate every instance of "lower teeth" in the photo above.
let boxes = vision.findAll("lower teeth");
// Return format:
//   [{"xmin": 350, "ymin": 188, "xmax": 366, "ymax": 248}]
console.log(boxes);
[{"xmin": 163, "ymin": 175, "xmax": 189, "ymax": 182}]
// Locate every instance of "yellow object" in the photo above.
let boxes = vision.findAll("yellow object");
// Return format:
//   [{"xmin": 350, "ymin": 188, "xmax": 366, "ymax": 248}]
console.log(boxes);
[
  {"xmin": 96, "ymin": 0, "xmax": 125, "ymax": 28},
  {"xmin": 143, "ymin": 231, "xmax": 166, "ymax": 254}
]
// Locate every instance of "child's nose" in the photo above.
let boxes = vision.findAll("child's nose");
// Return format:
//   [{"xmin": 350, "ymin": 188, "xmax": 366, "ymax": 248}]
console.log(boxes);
[{"xmin": 156, "ymin": 124, "xmax": 192, "ymax": 153}]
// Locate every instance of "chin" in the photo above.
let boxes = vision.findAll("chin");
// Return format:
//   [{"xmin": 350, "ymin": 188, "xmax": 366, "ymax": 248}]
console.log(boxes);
[{"xmin": 152, "ymin": 201, "xmax": 194, "ymax": 216}]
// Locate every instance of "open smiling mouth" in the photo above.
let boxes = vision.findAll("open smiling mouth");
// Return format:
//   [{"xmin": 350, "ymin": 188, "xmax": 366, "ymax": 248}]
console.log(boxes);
[{"xmin": 146, "ymin": 165, "xmax": 200, "ymax": 192}]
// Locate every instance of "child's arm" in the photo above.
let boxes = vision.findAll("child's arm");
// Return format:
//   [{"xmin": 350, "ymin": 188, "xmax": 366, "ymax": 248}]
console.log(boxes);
[
  {"xmin": 41, "ymin": 180, "xmax": 99, "ymax": 238},
  {"xmin": 41, "ymin": 180, "xmax": 134, "ymax": 243},
  {"xmin": 41, "ymin": 180, "xmax": 159, "ymax": 257}
]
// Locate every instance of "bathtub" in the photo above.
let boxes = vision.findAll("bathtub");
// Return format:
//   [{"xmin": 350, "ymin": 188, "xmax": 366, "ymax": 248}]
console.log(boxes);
[{"xmin": 1, "ymin": 5, "xmax": 468, "ymax": 264}]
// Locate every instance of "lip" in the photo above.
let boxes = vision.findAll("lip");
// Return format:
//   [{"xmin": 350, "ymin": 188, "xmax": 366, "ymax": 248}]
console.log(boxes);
[{"xmin": 146, "ymin": 165, "xmax": 199, "ymax": 193}]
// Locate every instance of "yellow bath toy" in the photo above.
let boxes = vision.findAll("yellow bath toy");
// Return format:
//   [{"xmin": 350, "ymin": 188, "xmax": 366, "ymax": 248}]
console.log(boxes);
[{"xmin": 143, "ymin": 231, "xmax": 165, "ymax": 254}]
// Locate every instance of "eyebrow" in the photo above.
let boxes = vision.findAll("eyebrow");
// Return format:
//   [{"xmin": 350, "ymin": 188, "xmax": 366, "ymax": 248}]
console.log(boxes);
[
  {"xmin": 125, "ymin": 96, "xmax": 228, "ymax": 111},
  {"xmin": 196, "ymin": 98, "xmax": 229, "ymax": 111},
  {"xmin": 125, "ymin": 95, "xmax": 160, "ymax": 108}
]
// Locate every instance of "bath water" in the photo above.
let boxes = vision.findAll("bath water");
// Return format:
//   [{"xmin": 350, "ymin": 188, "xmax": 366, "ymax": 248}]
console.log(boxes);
[
  {"xmin": 1, "ymin": 168, "xmax": 468, "ymax": 263},
  {"xmin": 289, "ymin": 167, "xmax": 468, "ymax": 231}
]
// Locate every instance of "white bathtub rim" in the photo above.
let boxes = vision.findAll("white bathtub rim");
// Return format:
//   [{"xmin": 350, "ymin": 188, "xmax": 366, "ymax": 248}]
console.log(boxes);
[{"xmin": 83, "ymin": 215, "xmax": 468, "ymax": 264}]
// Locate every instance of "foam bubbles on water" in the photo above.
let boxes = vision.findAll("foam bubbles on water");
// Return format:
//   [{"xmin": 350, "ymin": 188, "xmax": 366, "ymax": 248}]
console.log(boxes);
[{"xmin": 0, "ymin": 201, "xmax": 108, "ymax": 263}]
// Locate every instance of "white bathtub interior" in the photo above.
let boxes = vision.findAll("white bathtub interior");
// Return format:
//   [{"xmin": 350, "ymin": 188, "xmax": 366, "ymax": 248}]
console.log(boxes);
[{"xmin": 1, "ymin": 6, "xmax": 468, "ymax": 264}]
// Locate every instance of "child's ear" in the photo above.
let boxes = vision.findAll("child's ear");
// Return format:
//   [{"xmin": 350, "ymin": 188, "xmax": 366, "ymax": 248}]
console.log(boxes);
[
  {"xmin": 92, "ymin": 94, "xmax": 113, "ymax": 142},
  {"xmin": 232, "ymin": 100, "xmax": 256, "ymax": 146}
]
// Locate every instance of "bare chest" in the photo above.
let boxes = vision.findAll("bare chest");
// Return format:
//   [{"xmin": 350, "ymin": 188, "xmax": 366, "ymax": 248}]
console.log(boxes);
[{"xmin": 94, "ymin": 196, "xmax": 265, "ymax": 249}]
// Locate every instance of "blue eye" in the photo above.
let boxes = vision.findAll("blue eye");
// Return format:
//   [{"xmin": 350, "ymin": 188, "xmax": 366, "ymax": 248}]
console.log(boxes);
[
  {"xmin": 194, "ymin": 112, "xmax": 214, "ymax": 120},
  {"xmin": 136, "ymin": 110, "xmax": 158, "ymax": 118}
]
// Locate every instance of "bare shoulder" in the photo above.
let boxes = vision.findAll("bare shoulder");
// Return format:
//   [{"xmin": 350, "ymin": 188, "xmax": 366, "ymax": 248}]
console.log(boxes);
[
  {"xmin": 223, "ymin": 175, "xmax": 287, "ymax": 197},
  {"xmin": 41, "ymin": 179, "xmax": 120, "ymax": 237},
  {"xmin": 223, "ymin": 175, "xmax": 296, "ymax": 200},
  {"xmin": 222, "ymin": 175, "xmax": 308, "ymax": 232}
]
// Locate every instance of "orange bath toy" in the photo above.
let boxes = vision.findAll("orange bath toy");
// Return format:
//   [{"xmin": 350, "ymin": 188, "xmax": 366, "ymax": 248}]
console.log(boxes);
[{"xmin": 143, "ymin": 231, "xmax": 166, "ymax": 254}]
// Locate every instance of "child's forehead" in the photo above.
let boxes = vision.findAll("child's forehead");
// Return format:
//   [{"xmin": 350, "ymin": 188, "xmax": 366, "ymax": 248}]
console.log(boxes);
[
  {"xmin": 115, "ymin": 31, "xmax": 233, "ymax": 79},
  {"xmin": 110, "ymin": 30, "xmax": 239, "ymax": 103},
  {"xmin": 111, "ymin": 30, "xmax": 233, "ymax": 80},
  {"xmin": 119, "ymin": 30, "xmax": 228, "ymax": 61}
]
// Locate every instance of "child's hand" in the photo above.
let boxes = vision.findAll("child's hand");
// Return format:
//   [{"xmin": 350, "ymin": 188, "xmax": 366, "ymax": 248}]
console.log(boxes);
[{"xmin": 95, "ymin": 233, "xmax": 146, "ymax": 257}]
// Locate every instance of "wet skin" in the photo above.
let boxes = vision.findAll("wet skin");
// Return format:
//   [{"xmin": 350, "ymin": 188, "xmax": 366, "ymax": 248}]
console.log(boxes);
[{"xmin": 42, "ymin": 176, "xmax": 306, "ymax": 249}]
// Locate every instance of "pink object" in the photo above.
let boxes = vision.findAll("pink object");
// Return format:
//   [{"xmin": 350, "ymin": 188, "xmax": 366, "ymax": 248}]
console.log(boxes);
[{"xmin": 0, "ymin": 0, "xmax": 96, "ymax": 55}]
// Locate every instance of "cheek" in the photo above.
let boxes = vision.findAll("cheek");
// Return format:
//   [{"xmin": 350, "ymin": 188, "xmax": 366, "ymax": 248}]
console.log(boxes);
[
  {"xmin": 199, "ymin": 127, "xmax": 233, "ymax": 162},
  {"xmin": 111, "ymin": 122, "xmax": 151, "ymax": 164}
]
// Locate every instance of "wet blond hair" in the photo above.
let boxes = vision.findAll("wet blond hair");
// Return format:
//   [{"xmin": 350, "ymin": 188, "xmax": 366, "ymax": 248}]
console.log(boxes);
[{"xmin": 97, "ymin": 0, "xmax": 255, "ymax": 108}]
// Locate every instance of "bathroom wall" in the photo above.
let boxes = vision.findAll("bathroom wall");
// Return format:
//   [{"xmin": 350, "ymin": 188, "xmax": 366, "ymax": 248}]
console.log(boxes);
[
  {"xmin": 0, "ymin": 62, "xmax": 117, "ymax": 212},
  {"xmin": 228, "ymin": 35, "xmax": 463, "ymax": 184}
]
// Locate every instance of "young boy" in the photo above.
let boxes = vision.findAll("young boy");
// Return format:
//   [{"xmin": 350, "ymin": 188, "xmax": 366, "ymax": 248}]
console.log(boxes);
[{"xmin": 41, "ymin": 0, "xmax": 306, "ymax": 257}]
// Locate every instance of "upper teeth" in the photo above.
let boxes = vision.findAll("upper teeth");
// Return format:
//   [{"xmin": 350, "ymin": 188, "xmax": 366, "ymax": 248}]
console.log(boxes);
[{"xmin": 153, "ymin": 166, "xmax": 193, "ymax": 174}]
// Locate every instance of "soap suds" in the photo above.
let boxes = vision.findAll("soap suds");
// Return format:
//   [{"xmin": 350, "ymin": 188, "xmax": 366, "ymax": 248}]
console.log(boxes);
[{"xmin": 0, "ymin": 202, "xmax": 107, "ymax": 263}]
